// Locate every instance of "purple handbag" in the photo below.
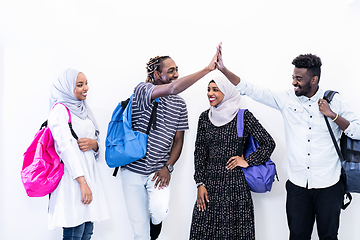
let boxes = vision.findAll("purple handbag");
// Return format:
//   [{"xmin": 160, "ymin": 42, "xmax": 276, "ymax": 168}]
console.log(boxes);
[{"xmin": 237, "ymin": 109, "xmax": 277, "ymax": 193}]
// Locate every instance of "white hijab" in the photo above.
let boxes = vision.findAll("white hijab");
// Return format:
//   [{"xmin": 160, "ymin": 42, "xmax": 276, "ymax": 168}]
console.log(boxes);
[
  {"xmin": 49, "ymin": 68, "xmax": 99, "ymax": 135},
  {"xmin": 208, "ymin": 76, "xmax": 242, "ymax": 127}
]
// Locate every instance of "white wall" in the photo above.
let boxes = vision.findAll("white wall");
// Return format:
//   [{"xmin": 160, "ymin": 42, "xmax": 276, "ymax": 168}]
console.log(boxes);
[{"xmin": 1, "ymin": 0, "xmax": 360, "ymax": 239}]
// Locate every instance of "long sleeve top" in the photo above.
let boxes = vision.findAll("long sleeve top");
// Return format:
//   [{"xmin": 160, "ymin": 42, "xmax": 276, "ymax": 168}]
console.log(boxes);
[
  {"xmin": 47, "ymin": 104, "xmax": 109, "ymax": 229},
  {"xmin": 194, "ymin": 109, "xmax": 275, "ymax": 185},
  {"xmin": 236, "ymin": 79, "xmax": 360, "ymax": 188}
]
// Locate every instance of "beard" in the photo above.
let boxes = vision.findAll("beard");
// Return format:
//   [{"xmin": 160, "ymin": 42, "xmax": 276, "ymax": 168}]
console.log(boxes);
[{"xmin": 295, "ymin": 81, "xmax": 312, "ymax": 97}]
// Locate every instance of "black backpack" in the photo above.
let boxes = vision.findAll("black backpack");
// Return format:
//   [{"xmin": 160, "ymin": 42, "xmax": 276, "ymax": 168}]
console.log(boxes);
[{"xmin": 323, "ymin": 90, "xmax": 360, "ymax": 209}]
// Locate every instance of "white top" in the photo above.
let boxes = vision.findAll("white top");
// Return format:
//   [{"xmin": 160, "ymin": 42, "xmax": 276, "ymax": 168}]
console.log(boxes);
[
  {"xmin": 48, "ymin": 104, "xmax": 109, "ymax": 229},
  {"xmin": 236, "ymin": 80, "xmax": 360, "ymax": 189}
]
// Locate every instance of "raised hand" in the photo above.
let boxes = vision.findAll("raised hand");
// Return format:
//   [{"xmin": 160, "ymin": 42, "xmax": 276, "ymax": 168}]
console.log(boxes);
[
  {"xmin": 215, "ymin": 42, "xmax": 225, "ymax": 72},
  {"xmin": 206, "ymin": 45, "xmax": 220, "ymax": 72},
  {"xmin": 214, "ymin": 42, "xmax": 241, "ymax": 85}
]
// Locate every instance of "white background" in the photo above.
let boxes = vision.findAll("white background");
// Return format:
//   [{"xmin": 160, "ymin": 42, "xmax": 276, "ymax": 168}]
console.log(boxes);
[{"xmin": 1, "ymin": 0, "xmax": 360, "ymax": 239}]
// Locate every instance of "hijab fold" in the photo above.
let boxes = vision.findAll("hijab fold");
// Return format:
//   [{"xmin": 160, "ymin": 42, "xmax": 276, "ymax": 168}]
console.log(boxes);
[
  {"xmin": 208, "ymin": 76, "xmax": 242, "ymax": 127},
  {"xmin": 49, "ymin": 68, "xmax": 99, "ymax": 135}
]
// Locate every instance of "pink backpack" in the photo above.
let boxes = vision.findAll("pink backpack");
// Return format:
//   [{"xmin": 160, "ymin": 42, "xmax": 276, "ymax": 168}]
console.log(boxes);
[{"xmin": 21, "ymin": 103, "xmax": 78, "ymax": 197}]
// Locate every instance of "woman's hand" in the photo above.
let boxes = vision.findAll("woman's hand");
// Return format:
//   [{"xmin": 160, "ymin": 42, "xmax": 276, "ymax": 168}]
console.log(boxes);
[
  {"xmin": 151, "ymin": 167, "xmax": 171, "ymax": 189},
  {"xmin": 215, "ymin": 42, "xmax": 225, "ymax": 72},
  {"xmin": 226, "ymin": 155, "xmax": 249, "ymax": 170},
  {"xmin": 76, "ymin": 176, "xmax": 93, "ymax": 205},
  {"xmin": 197, "ymin": 185, "xmax": 209, "ymax": 211},
  {"xmin": 77, "ymin": 138, "xmax": 98, "ymax": 152}
]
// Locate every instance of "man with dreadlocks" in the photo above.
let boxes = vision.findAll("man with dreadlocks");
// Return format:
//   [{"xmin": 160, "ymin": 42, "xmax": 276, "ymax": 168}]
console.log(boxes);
[
  {"xmin": 121, "ymin": 51, "xmax": 218, "ymax": 240},
  {"xmin": 216, "ymin": 43, "xmax": 360, "ymax": 240}
]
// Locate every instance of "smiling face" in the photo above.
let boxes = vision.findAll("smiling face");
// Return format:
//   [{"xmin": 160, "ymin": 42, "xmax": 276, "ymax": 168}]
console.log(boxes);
[
  {"xmin": 207, "ymin": 81, "xmax": 224, "ymax": 107},
  {"xmin": 292, "ymin": 67, "xmax": 317, "ymax": 98},
  {"xmin": 73, "ymin": 72, "xmax": 89, "ymax": 101},
  {"xmin": 154, "ymin": 58, "xmax": 179, "ymax": 85}
]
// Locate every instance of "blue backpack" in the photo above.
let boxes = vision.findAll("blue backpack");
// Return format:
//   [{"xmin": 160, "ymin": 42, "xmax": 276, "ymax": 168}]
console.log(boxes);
[
  {"xmin": 237, "ymin": 109, "xmax": 277, "ymax": 193},
  {"xmin": 105, "ymin": 95, "xmax": 159, "ymax": 176}
]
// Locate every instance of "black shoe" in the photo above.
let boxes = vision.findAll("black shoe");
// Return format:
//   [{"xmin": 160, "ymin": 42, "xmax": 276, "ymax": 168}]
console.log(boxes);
[{"xmin": 150, "ymin": 221, "xmax": 162, "ymax": 240}]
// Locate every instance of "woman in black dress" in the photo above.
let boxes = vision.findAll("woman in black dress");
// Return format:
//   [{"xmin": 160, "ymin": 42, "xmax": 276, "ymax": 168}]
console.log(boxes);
[{"xmin": 189, "ymin": 76, "xmax": 276, "ymax": 240}]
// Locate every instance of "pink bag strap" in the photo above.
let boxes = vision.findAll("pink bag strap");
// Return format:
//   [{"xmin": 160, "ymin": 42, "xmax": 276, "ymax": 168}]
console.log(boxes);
[
  {"xmin": 53, "ymin": 103, "xmax": 72, "ymax": 123},
  {"xmin": 52, "ymin": 103, "xmax": 78, "ymax": 140}
]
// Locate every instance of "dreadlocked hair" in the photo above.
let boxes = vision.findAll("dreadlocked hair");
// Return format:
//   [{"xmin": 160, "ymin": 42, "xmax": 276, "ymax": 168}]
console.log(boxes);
[{"xmin": 146, "ymin": 55, "xmax": 170, "ymax": 83}]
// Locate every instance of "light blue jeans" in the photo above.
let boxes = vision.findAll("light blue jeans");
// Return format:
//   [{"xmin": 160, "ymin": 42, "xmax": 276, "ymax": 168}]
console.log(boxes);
[
  {"xmin": 63, "ymin": 222, "xmax": 93, "ymax": 240},
  {"xmin": 121, "ymin": 169, "xmax": 171, "ymax": 240}
]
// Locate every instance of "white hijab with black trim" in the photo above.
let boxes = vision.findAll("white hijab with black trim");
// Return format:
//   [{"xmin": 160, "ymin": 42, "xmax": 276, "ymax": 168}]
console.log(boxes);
[
  {"xmin": 49, "ymin": 68, "xmax": 99, "ymax": 135},
  {"xmin": 208, "ymin": 76, "xmax": 242, "ymax": 127}
]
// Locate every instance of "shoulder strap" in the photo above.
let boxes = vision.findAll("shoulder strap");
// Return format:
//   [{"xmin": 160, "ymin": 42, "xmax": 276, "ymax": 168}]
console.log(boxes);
[
  {"xmin": 323, "ymin": 90, "xmax": 352, "ymax": 209},
  {"xmin": 237, "ymin": 109, "xmax": 247, "ymax": 137},
  {"xmin": 53, "ymin": 103, "xmax": 79, "ymax": 140},
  {"xmin": 323, "ymin": 91, "xmax": 342, "ymax": 161},
  {"xmin": 323, "ymin": 90, "xmax": 338, "ymax": 103},
  {"xmin": 124, "ymin": 95, "xmax": 159, "ymax": 134},
  {"xmin": 146, "ymin": 98, "xmax": 159, "ymax": 134}
]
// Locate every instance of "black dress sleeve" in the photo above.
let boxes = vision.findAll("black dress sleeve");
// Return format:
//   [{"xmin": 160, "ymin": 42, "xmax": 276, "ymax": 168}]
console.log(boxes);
[
  {"xmin": 193, "ymin": 111, "xmax": 209, "ymax": 184},
  {"xmin": 243, "ymin": 110, "xmax": 276, "ymax": 166}
]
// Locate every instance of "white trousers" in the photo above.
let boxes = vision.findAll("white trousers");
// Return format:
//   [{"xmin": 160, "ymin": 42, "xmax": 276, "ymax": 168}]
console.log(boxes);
[{"xmin": 121, "ymin": 168, "xmax": 171, "ymax": 240}]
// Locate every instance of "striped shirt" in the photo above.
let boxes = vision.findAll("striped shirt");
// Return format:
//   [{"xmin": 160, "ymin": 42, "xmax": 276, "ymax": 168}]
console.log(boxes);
[{"xmin": 122, "ymin": 82, "xmax": 189, "ymax": 175}]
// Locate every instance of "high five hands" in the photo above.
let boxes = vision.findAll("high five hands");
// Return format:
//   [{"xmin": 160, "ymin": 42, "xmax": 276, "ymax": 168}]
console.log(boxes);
[{"xmin": 215, "ymin": 42, "xmax": 225, "ymax": 72}]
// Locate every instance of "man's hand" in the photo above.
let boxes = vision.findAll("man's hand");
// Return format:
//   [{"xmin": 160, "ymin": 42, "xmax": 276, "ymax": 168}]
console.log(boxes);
[
  {"xmin": 214, "ymin": 42, "xmax": 241, "ymax": 85},
  {"xmin": 197, "ymin": 185, "xmax": 209, "ymax": 211},
  {"xmin": 226, "ymin": 155, "xmax": 249, "ymax": 170},
  {"xmin": 215, "ymin": 42, "xmax": 226, "ymax": 72},
  {"xmin": 151, "ymin": 167, "xmax": 171, "ymax": 189},
  {"xmin": 318, "ymin": 99, "xmax": 336, "ymax": 119},
  {"xmin": 205, "ymin": 45, "xmax": 220, "ymax": 72}
]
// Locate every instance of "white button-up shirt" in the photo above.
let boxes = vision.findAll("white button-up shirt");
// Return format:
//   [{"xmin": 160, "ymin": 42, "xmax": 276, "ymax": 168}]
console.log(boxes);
[{"xmin": 236, "ymin": 80, "xmax": 360, "ymax": 189}]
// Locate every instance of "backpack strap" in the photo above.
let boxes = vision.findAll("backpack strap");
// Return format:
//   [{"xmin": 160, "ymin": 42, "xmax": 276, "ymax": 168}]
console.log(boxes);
[
  {"xmin": 323, "ymin": 91, "xmax": 343, "ymax": 162},
  {"xmin": 146, "ymin": 98, "xmax": 159, "ymax": 134},
  {"xmin": 323, "ymin": 90, "xmax": 338, "ymax": 103},
  {"xmin": 53, "ymin": 103, "xmax": 79, "ymax": 140},
  {"xmin": 323, "ymin": 90, "xmax": 352, "ymax": 210},
  {"xmin": 237, "ymin": 109, "xmax": 247, "ymax": 137}
]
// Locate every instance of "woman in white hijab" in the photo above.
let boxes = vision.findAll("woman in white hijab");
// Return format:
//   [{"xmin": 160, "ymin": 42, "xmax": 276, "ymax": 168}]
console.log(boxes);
[
  {"xmin": 189, "ymin": 76, "xmax": 276, "ymax": 240},
  {"xmin": 48, "ymin": 69, "xmax": 108, "ymax": 240}
]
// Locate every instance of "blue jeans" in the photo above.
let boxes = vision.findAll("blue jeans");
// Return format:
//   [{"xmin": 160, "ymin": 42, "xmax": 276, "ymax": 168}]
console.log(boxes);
[{"xmin": 63, "ymin": 222, "xmax": 94, "ymax": 240}]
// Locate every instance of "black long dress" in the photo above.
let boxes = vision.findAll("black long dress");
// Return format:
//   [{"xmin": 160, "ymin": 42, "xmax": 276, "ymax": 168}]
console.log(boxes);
[{"xmin": 189, "ymin": 109, "xmax": 275, "ymax": 240}]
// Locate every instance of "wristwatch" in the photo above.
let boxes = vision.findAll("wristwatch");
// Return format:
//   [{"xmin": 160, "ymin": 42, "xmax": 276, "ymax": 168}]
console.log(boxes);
[{"xmin": 165, "ymin": 164, "xmax": 174, "ymax": 173}]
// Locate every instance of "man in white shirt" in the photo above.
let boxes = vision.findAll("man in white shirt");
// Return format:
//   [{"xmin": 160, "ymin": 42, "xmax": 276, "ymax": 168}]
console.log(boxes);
[{"xmin": 215, "ymin": 43, "xmax": 360, "ymax": 240}]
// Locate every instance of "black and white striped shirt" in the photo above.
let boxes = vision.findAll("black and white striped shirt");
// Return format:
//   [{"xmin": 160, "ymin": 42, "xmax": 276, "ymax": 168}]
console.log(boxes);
[{"xmin": 122, "ymin": 82, "xmax": 189, "ymax": 175}]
